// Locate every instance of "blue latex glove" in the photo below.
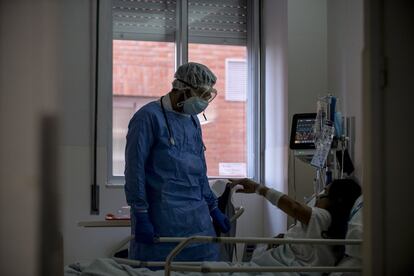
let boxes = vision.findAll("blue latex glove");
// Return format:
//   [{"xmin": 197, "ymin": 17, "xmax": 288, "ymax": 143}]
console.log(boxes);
[
  {"xmin": 210, "ymin": 208, "xmax": 231, "ymax": 233},
  {"xmin": 133, "ymin": 212, "xmax": 156, "ymax": 244}
]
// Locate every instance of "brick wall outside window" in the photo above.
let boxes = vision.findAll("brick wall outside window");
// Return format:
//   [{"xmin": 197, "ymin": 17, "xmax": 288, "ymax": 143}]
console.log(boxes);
[{"xmin": 113, "ymin": 40, "xmax": 247, "ymax": 177}]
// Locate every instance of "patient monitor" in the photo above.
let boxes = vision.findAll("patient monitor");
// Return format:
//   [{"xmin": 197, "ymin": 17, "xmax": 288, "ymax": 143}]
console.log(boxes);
[{"xmin": 289, "ymin": 113, "xmax": 317, "ymax": 162}]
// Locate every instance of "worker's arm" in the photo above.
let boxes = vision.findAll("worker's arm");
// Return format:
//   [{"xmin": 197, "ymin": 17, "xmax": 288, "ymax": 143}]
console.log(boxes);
[
  {"xmin": 124, "ymin": 111, "xmax": 154, "ymax": 210},
  {"xmin": 230, "ymin": 178, "xmax": 312, "ymax": 225}
]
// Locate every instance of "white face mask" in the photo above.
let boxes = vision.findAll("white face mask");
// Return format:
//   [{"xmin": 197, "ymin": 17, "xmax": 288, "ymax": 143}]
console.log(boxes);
[{"xmin": 177, "ymin": 96, "xmax": 209, "ymax": 115}]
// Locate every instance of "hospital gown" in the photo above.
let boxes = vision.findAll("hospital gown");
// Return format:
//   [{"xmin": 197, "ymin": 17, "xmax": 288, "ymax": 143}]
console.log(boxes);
[
  {"xmin": 125, "ymin": 96, "xmax": 219, "ymax": 261},
  {"xmin": 252, "ymin": 207, "xmax": 335, "ymax": 275}
]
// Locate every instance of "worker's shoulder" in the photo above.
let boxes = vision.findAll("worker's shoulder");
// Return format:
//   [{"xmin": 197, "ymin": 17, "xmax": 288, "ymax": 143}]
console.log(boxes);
[
  {"xmin": 127, "ymin": 101, "xmax": 161, "ymax": 128},
  {"xmin": 133, "ymin": 100, "xmax": 161, "ymax": 118}
]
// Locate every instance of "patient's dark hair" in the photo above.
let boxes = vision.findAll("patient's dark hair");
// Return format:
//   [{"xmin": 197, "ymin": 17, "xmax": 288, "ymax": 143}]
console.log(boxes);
[{"xmin": 323, "ymin": 178, "xmax": 362, "ymax": 261}]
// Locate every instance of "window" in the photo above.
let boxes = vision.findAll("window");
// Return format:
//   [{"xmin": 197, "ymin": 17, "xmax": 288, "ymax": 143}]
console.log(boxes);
[
  {"xmin": 99, "ymin": 0, "xmax": 261, "ymax": 184},
  {"xmin": 225, "ymin": 59, "xmax": 247, "ymax": 102}
]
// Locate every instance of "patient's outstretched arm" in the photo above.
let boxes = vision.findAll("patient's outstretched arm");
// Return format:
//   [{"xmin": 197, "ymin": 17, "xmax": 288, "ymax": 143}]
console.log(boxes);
[{"xmin": 230, "ymin": 178, "xmax": 312, "ymax": 225}]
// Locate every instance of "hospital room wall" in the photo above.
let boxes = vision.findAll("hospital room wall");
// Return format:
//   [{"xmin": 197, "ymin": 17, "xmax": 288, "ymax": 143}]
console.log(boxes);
[
  {"xmin": 285, "ymin": 0, "xmax": 328, "ymax": 228},
  {"xmin": 0, "ymin": 1, "xmax": 62, "ymax": 275},
  {"xmin": 363, "ymin": 1, "xmax": 414, "ymax": 274},
  {"xmin": 60, "ymin": 1, "xmax": 130, "ymax": 265},
  {"xmin": 327, "ymin": 0, "xmax": 364, "ymax": 178}
]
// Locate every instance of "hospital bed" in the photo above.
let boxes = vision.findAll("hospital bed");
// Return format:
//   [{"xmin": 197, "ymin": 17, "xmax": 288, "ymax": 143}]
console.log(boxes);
[
  {"xmin": 65, "ymin": 236, "xmax": 362, "ymax": 276},
  {"xmin": 109, "ymin": 236, "xmax": 362, "ymax": 275},
  {"xmin": 67, "ymin": 194, "xmax": 364, "ymax": 276}
]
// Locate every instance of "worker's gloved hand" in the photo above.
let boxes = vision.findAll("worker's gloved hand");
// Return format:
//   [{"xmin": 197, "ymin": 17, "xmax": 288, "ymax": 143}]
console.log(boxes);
[
  {"xmin": 132, "ymin": 211, "xmax": 156, "ymax": 244},
  {"xmin": 210, "ymin": 208, "xmax": 231, "ymax": 233}
]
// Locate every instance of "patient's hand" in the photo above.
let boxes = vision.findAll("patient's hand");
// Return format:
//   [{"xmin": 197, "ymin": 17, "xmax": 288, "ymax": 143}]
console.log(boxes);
[
  {"xmin": 229, "ymin": 178, "xmax": 260, "ymax": 193},
  {"xmin": 267, "ymin": 233, "xmax": 285, "ymax": 249}
]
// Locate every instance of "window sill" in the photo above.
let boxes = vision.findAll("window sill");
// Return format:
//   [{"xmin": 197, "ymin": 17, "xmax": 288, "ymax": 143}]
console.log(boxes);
[{"xmin": 105, "ymin": 181, "xmax": 124, "ymax": 188}]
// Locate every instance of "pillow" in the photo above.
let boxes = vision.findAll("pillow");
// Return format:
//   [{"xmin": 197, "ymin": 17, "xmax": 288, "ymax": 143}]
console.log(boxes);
[{"xmin": 345, "ymin": 195, "xmax": 363, "ymax": 258}]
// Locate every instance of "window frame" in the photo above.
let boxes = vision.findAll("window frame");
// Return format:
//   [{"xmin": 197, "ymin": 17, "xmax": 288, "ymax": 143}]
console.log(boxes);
[{"xmin": 97, "ymin": 0, "xmax": 262, "ymax": 186}]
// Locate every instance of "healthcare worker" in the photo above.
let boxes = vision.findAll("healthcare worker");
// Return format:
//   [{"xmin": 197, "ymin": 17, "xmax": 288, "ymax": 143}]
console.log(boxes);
[{"xmin": 124, "ymin": 62, "xmax": 231, "ymax": 262}]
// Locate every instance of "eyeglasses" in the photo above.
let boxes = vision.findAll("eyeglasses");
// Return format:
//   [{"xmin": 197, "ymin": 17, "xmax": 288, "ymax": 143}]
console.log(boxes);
[
  {"xmin": 176, "ymin": 79, "xmax": 217, "ymax": 103},
  {"xmin": 198, "ymin": 87, "xmax": 217, "ymax": 103}
]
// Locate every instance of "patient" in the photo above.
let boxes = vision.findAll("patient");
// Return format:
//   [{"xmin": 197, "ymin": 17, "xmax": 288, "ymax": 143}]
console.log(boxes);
[{"xmin": 229, "ymin": 178, "xmax": 362, "ymax": 272}]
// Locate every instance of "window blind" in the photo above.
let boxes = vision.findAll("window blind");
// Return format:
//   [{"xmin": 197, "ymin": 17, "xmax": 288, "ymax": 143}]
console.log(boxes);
[
  {"xmin": 112, "ymin": 0, "xmax": 247, "ymax": 45},
  {"xmin": 188, "ymin": 0, "xmax": 247, "ymax": 45},
  {"xmin": 112, "ymin": 0, "xmax": 177, "ymax": 42}
]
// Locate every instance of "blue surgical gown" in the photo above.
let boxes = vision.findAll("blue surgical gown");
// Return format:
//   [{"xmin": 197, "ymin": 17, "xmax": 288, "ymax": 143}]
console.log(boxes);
[{"xmin": 124, "ymin": 100, "xmax": 219, "ymax": 262}]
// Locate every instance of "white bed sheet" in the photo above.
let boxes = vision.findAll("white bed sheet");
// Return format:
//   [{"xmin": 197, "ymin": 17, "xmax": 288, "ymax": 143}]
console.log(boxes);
[{"xmin": 65, "ymin": 257, "xmax": 299, "ymax": 276}]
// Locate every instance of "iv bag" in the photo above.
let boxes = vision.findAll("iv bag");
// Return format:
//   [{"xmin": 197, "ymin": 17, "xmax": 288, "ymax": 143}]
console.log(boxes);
[{"xmin": 311, "ymin": 121, "xmax": 335, "ymax": 168}]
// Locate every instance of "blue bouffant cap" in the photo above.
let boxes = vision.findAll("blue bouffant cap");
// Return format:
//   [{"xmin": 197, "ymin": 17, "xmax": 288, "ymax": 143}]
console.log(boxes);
[{"xmin": 172, "ymin": 62, "xmax": 216, "ymax": 89}]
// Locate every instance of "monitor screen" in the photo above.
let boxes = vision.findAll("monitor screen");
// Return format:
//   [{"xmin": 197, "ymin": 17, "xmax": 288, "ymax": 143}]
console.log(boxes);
[{"xmin": 289, "ymin": 113, "xmax": 317, "ymax": 150}]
